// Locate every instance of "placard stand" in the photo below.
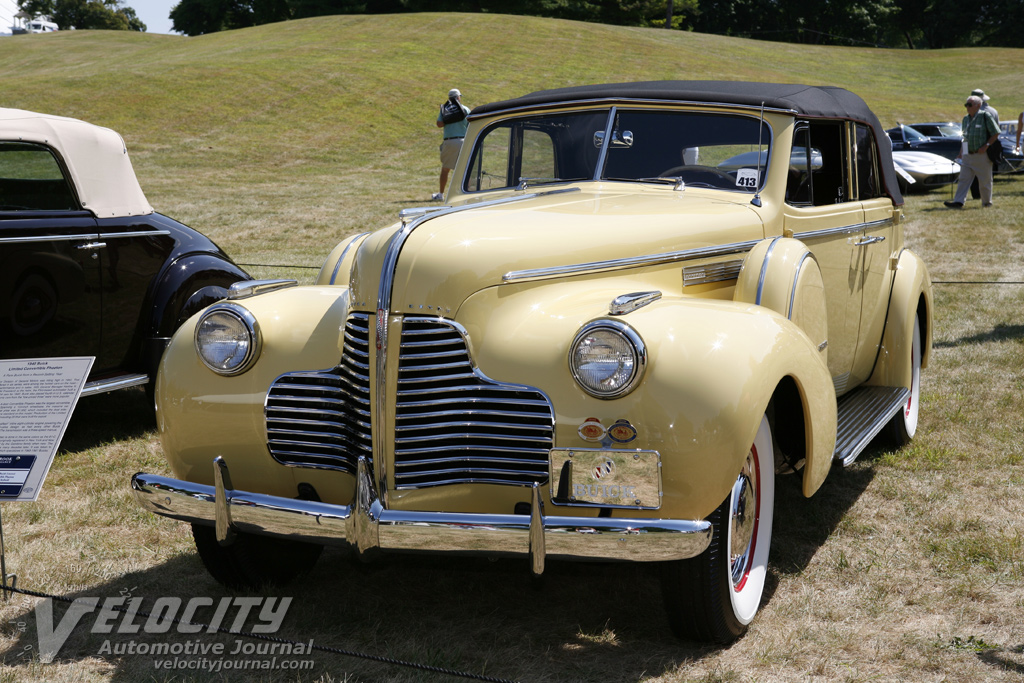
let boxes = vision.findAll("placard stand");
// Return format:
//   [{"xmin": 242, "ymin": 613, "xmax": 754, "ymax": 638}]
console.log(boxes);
[
  {"xmin": 0, "ymin": 357, "xmax": 94, "ymax": 601},
  {"xmin": 0, "ymin": 505, "xmax": 13, "ymax": 601}
]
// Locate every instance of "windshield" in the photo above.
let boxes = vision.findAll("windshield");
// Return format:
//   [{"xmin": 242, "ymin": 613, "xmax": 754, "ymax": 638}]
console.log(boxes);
[{"xmin": 463, "ymin": 108, "xmax": 771, "ymax": 194}]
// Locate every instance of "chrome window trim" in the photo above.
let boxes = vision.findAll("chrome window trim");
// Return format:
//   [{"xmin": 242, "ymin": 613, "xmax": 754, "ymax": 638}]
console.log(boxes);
[
  {"xmin": 592, "ymin": 107, "xmax": 617, "ymax": 181},
  {"xmin": 503, "ymin": 239, "xmax": 759, "ymax": 284},
  {"xmin": 468, "ymin": 97, "xmax": 798, "ymax": 121}
]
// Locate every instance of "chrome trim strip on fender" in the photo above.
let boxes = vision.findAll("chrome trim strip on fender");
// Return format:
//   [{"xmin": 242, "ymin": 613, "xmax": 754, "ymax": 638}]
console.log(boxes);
[
  {"xmin": 0, "ymin": 233, "xmax": 99, "ymax": 244},
  {"xmin": 788, "ymin": 251, "xmax": 819, "ymax": 320},
  {"xmin": 755, "ymin": 236, "xmax": 783, "ymax": 306},
  {"xmin": 374, "ymin": 189, "xmax": 580, "ymax": 505},
  {"xmin": 131, "ymin": 459, "xmax": 713, "ymax": 572},
  {"xmin": 228, "ymin": 279, "xmax": 298, "ymax": 300},
  {"xmin": 503, "ymin": 240, "xmax": 760, "ymax": 283},
  {"xmin": 329, "ymin": 232, "xmax": 370, "ymax": 285}
]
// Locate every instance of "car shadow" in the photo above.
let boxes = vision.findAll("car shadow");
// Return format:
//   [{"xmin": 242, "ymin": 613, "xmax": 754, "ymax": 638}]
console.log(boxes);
[
  {"xmin": 0, "ymin": 464, "xmax": 877, "ymax": 682},
  {"xmin": 57, "ymin": 388, "xmax": 156, "ymax": 453},
  {"xmin": 932, "ymin": 322, "xmax": 1024, "ymax": 348}
]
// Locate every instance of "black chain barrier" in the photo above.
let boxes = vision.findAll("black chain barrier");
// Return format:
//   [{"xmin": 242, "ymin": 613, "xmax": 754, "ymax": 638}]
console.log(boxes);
[{"xmin": 0, "ymin": 583, "xmax": 519, "ymax": 683}]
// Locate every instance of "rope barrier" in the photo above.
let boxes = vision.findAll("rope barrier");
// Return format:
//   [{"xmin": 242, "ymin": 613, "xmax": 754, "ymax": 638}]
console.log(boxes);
[{"xmin": 0, "ymin": 583, "xmax": 519, "ymax": 683}]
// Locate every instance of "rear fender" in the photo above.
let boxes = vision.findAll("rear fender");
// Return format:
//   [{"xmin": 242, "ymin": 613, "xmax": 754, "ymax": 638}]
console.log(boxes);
[{"xmin": 868, "ymin": 248, "xmax": 933, "ymax": 388}]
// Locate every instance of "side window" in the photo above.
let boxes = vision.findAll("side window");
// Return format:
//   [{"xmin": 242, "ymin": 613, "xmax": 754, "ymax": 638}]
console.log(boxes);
[
  {"xmin": 854, "ymin": 123, "xmax": 881, "ymax": 199},
  {"xmin": 787, "ymin": 125, "xmax": 814, "ymax": 205},
  {"xmin": 0, "ymin": 142, "xmax": 78, "ymax": 211},
  {"xmin": 520, "ymin": 128, "xmax": 556, "ymax": 180},
  {"xmin": 466, "ymin": 125, "xmax": 513, "ymax": 192},
  {"xmin": 807, "ymin": 121, "xmax": 848, "ymax": 206}
]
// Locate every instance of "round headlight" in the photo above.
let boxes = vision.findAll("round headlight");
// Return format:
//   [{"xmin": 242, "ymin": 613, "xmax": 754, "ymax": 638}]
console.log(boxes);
[
  {"xmin": 569, "ymin": 321, "xmax": 646, "ymax": 399},
  {"xmin": 194, "ymin": 304, "xmax": 261, "ymax": 376}
]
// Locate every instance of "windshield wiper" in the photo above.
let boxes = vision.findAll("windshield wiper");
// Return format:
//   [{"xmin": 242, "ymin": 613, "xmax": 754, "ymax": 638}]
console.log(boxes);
[{"xmin": 516, "ymin": 177, "xmax": 586, "ymax": 190}]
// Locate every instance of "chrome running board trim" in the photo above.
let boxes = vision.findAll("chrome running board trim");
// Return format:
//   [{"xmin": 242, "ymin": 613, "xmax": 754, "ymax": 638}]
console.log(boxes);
[
  {"xmin": 834, "ymin": 385, "xmax": 910, "ymax": 466},
  {"xmin": 81, "ymin": 373, "xmax": 149, "ymax": 397}
]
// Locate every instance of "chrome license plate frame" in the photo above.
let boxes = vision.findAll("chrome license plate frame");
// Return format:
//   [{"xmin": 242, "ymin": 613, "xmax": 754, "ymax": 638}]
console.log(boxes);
[{"xmin": 548, "ymin": 448, "xmax": 662, "ymax": 509}]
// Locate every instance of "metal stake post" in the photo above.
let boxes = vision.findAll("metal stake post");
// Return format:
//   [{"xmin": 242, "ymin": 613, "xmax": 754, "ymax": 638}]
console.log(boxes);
[{"xmin": 0, "ymin": 504, "xmax": 15, "ymax": 601}]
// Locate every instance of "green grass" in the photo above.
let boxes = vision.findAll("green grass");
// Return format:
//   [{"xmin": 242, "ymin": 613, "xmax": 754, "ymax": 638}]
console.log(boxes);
[{"xmin": 2, "ymin": 13, "xmax": 1024, "ymax": 682}]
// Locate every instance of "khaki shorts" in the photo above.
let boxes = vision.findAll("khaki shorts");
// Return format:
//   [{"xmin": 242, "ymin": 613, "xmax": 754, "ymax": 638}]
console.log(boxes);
[{"xmin": 440, "ymin": 138, "xmax": 464, "ymax": 169}]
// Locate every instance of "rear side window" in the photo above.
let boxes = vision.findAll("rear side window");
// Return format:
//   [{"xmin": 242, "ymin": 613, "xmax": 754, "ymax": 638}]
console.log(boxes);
[{"xmin": 0, "ymin": 142, "xmax": 79, "ymax": 211}]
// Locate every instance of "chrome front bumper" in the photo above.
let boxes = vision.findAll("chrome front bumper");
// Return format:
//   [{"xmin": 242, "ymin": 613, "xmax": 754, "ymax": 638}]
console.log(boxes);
[{"xmin": 132, "ymin": 457, "xmax": 712, "ymax": 575}]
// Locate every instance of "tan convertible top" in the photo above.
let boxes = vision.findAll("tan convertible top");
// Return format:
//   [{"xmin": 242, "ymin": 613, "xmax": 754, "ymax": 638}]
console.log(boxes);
[{"xmin": 0, "ymin": 107, "xmax": 154, "ymax": 218}]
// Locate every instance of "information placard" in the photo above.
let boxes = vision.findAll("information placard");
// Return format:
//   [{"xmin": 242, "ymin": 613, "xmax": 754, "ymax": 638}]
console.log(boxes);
[{"xmin": 0, "ymin": 357, "xmax": 94, "ymax": 501}]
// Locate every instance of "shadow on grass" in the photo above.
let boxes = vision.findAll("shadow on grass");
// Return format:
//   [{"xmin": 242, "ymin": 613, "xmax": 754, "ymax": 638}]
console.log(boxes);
[
  {"xmin": 932, "ymin": 321, "xmax": 1024, "ymax": 348},
  {"xmin": 57, "ymin": 388, "xmax": 156, "ymax": 454},
  {"xmin": 0, "ymin": 468, "xmax": 876, "ymax": 683},
  {"xmin": 0, "ymin": 394, "xmax": 878, "ymax": 682},
  {"xmin": 978, "ymin": 645, "xmax": 1024, "ymax": 677}
]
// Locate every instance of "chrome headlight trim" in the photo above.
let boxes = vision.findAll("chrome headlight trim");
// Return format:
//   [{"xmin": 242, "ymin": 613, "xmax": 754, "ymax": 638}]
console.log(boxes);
[
  {"xmin": 569, "ymin": 319, "xmax": 647, "ymax": 399},
  {"xmin": 194, "ymin": 303, "xmax": 261, "ymax": 376}
]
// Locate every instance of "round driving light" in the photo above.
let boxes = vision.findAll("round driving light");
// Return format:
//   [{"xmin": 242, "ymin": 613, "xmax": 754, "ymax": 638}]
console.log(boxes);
[
  {"xmin": 569, "ymin": 321, "xmax": 646, "ymax": 399},
  {"xmin": 194, "ymin": 304, "xmax": 261, "ymax": 376}
]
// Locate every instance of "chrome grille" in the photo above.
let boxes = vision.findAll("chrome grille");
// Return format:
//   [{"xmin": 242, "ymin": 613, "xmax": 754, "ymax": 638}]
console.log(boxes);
[
  {"xmin": 265, "ymin": 313, "xmax": 372, "ymax": 474},
  {"xmin": 394, "ymin": 317, "xmax": 554, "ymax": 488},
  {"xmin": 265, "ymin": 314, "xmax": 555, "ymax": 488}
]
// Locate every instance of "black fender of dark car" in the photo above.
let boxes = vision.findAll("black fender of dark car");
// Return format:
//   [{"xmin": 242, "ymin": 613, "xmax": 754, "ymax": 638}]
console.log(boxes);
[{"xmin": 137, "ymin": 213, "xmax": 251, "ymax": 378}]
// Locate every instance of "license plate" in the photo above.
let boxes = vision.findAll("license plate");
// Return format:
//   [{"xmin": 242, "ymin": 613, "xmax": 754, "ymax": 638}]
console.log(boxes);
[{"xmin": 548, "ymin": 448, "xmax": 662, "ymax": 509}]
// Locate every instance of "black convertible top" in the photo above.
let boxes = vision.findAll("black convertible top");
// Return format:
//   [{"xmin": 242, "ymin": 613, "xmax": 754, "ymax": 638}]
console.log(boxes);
[{"xmin": 471, "ymin": 80, "xmax": 903, "ymax": 205}]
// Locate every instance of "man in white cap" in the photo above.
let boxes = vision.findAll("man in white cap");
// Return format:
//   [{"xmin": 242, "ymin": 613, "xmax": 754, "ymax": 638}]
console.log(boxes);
[
  {"xmin": 945, "ymin": 95, "xmax": 1000, "ymax": 209},
  {"xmin": 968, "ymin": 89, "xmax": 999, "ymax": 199},
  {"xmin": 971, "ymin": 88, "xmax": 999, "ymax": 123},
  {"xmin": 433, "ymin": 88, "xmax": 471, "ymax": 201}
]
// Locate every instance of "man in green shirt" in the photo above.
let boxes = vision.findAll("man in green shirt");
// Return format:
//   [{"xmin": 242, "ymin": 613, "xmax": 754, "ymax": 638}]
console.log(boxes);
[
  {"xmin": 945, "ymin": 95, "xmax": 1001, "ymax": 208},
  {"xmin": 433, "ymin": 88, "xmax": 471, "ymax": 201}
]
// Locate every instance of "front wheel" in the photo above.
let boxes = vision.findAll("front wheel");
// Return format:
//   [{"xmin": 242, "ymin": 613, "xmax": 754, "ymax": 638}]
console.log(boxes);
[
  {"xmin": 192, "ymin": 524, "xmax": 323, "ymax": 590},
  {"xmin": 661, "ymin": 415, "xmax": 775, "ymax": 643}
]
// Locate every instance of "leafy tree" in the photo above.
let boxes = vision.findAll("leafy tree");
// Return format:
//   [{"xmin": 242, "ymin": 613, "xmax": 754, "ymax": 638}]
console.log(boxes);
[{"xmin": 18, "ymin": 0, "xmax": 146, "ymax": 30}]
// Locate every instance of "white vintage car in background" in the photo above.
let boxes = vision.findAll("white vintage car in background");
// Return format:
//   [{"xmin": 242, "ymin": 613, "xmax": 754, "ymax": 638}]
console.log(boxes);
[{"xmin": 133, "ymin": 81, "xmax": 932, "ymax": 643}]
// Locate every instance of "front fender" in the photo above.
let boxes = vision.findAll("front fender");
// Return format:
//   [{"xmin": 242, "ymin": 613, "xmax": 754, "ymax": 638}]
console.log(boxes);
[
  {"xmin": 458, "ymin": 283, "xmax": 836, "ymax": 519},
  {"xmin": 156, "ymin": 285, "xmax": 353, "ymax": 496},
  {"xmin": 316, "ymin": 232, "xmax": 371, "ymax": 286}
]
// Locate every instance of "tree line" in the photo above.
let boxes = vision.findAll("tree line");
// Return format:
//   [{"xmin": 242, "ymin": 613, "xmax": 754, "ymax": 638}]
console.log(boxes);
[{"xmin": 17, "ymin": 0, "xmax": 1022, "ymax": 48}]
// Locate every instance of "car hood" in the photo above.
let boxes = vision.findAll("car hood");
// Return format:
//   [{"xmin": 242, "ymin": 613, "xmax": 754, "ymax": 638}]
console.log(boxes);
[{"xmin": 347, "ymin": 186, "xmax": 765, "ymax": 315}]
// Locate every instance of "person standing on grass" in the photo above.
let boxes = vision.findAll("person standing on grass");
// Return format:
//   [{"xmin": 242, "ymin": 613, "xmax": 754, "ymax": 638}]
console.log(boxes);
[
  {"xmin": 969, "ymin": 88, "xmax": 999, "ymax": 200},
  {"xmin": 945, "ymin": 95, "xmax": 1000, "ymax": 209},
  {"xmin": 433, "ymin": 88, "xmax": 470, "ymax": 201},
  {"xmin": 1016, "ymin": 110, "xmax": 1023, "ymax": 154}
]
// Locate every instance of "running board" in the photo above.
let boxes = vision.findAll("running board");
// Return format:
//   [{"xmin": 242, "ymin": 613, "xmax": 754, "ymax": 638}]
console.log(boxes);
[
  {"xmin": 82, "ymin": 373, "xmax": 149, "ymax": 397},
  {"xmin": 834, "ymin": 386, "xmax": 910, "ymax": 467}
]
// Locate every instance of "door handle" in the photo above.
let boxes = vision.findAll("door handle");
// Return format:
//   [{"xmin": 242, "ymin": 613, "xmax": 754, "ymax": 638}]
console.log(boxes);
[
  {"xmin": 849, "ymin": 235, "xmax": 885, "ymax": 247},
  {"xmin": 75, "ymin": 242, "xmax": 107, "ymax": 251}
]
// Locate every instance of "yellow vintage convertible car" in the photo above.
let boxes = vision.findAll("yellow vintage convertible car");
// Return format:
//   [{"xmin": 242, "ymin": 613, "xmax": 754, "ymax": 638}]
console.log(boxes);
[{"xmin": 133, "ymin": 81, "xmax": 932, "ymax": 643}]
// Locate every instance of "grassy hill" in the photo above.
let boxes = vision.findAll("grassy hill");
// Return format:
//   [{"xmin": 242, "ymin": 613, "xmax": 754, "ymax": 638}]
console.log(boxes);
[{"xmin": 2, "ymin": 14, "xmax": 1022, "ymax": 272}]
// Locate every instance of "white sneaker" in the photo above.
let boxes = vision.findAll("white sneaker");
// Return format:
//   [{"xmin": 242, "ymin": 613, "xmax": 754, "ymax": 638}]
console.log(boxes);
[{"xmin": 431, "ymin": 192, "xmax": 443, "ymax": 201}]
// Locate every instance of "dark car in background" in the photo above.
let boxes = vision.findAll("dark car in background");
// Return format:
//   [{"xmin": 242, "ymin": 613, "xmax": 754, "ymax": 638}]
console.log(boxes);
[
  {"xmin": 0, "ymin": 108, "xmax": 250, "ymax": 398},
  {"xmin": 887, "ymin": 122, "xmax": 1022, "ymax": 175}
]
